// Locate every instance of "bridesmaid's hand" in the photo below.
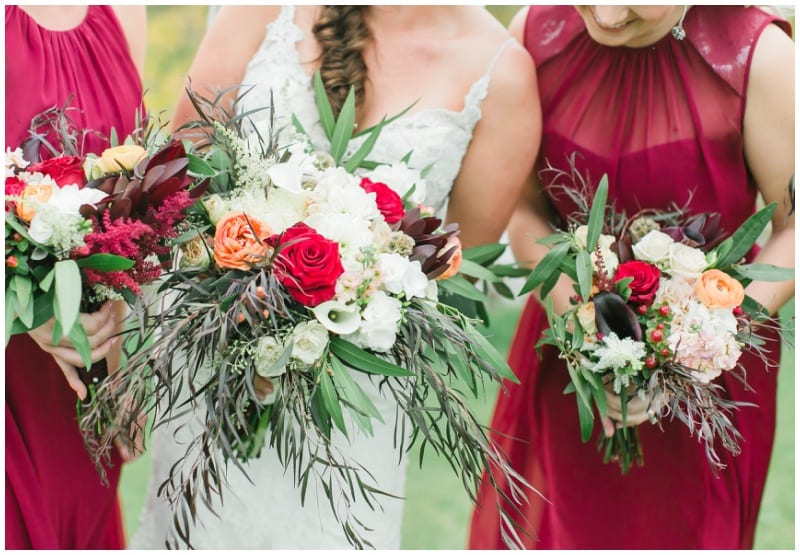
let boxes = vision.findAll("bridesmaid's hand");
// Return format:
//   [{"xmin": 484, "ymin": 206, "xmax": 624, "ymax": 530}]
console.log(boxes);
[
  {"xmin": 27, "ymin": 301, "xmax": 123, "ymax": 399},
  {"xmin": 601, "ymin": 388, "xmax": 665, "ymax": 437}
]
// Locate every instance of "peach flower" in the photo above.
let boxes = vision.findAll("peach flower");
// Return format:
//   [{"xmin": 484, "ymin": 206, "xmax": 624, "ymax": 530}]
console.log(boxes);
[
  {"xmin": 213, "ymin": 212, "xmax": 272, "ymax": 271},
  {"xmin": 16, "ymin": 182, "xmax": 54, "ymax": 221},
  {"xmin": 436, "ymin": 235, "xmax": 463, "ymax": 281},
  {"xmin": 694, "ymin": 269, "xmax": 744, "ymax": 310}
]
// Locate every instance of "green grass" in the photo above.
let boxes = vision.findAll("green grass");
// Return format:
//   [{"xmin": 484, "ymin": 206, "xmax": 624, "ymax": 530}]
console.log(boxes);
[{"xmin": 119, "ymin": 298, "xmax": 794, "ymax": 548}]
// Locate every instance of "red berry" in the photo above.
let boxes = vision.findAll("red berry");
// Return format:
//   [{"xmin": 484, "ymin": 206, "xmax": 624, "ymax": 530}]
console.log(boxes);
[
  {"xmin": 637, "ymin": 304, "xmax": 649, "ymax": 315},
  {"xmin": 733, "ymin": 306, "xmax": 743, "ymax": 316},
  {"xmin": 658, "ymin": 305, "xmax": 671, "ymax": 316},
  {"xmin": 660, "ymin": 348, "xmax": 670, "ymax": 357},
  {"xmin": 237, "ymin": 312, "xmax": 246, "ymax": 324},
  {"xmin": 645, "ymin": 356, "xmax": 658, "ymax": 369},
  {"xmin": 656, "ymin": 323, "xmax": 665, "ymax": 330},
  {"xmin": 6, "ymin": 255, "xmax": 18, "ymax": 268},
  {"xmin": 650, "ymin": 329, "xmax": 664, "ymax": 343},
  {"xmin": 12, "ymin": 233, "xmax": 22, "ymax": 242},
  {"xmin": 596, "ymin": 332, "xmax": 604, "ymax": 340}
]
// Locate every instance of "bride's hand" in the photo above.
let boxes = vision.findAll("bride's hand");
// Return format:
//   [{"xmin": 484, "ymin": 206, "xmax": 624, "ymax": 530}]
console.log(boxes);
[{"xmin": 27, "ymin": 301, "xmax": 122, "ymax": 399}]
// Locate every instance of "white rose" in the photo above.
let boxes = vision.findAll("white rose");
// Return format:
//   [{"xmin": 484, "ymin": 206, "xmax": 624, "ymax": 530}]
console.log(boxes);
[
  {"xmin": 27, "ymin": 210, "xmax": 55, "ymax": 245},
  {"xmin": 401, "ymin": 260, "xmax": 429, "ymax": 300},
  {"xmin": 632, "ymin": 230, "xmax": 674, "ymax": 265},
  {"xmin": 668, "ymin": 242, "xmax": 708, "ymax": 279},
  {"xmin": 203, "ymin": 194, "xmax": 229, "ymax": 225},
  {"xmin": 312, "ymin": 300, "xmax": 362, "ymax": 335},
  {"xmin": 254, "ymin": 336, "xmax": 288, "ymax": 378},
  {"xmin": 424, "ymin": 279, "xmax": 439, "ymax": 301},
  {"xmin": 178, "ymin": 235, "xmax": 211, "ymax": 271},
  {"xmin": 377, "ymin": 253, "xmax": 410, "ymax": 295},
  {"xmin": 290, "ymin": 321, "xmax": 329, "ymax": 366}
]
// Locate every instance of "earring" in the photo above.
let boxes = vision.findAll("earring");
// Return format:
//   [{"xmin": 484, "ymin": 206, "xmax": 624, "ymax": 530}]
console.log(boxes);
[{"xmin": 671, "ymin": 5, "xmax": 689, "ymax": 40}]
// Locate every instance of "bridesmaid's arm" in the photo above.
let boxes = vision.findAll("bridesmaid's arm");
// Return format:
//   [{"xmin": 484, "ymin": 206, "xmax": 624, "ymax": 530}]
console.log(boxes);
[
  {"xmin": 445, "ymin": 42, "xmax": 540, "ymax": 249},
  {"xmin": 170, "ymin": 6, "xmax": 282, "ymax": 133},
  {"xmin": 112, "ymin": 6, "xmax": 147, "ymax": 80},
  {"xmin": 742, "ymin": 23, "xmax": 795, "ymax": 316}
]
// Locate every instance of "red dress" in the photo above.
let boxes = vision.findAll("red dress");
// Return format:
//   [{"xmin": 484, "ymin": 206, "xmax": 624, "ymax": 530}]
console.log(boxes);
[
  {"xmin": 469, "ymin": 6, "xmax": 791, "ymax": 550},
  {"xmin": 5, "ymin": 5, "xmax": 142, "ymax": 549}
]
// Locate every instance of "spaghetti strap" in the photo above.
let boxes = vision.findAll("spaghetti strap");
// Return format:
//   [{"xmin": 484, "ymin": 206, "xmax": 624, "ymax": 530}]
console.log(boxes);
[{"xmin": 462, "ymin": 38, "xmax": 516, "ymax": 129}]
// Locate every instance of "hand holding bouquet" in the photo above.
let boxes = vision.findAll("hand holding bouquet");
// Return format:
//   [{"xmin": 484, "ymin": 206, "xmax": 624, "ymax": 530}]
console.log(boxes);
[
  {"xmin": 5, "ymin": 103, "xmax": 207, "ymax": 475},
  {"xmin": 523, "ymin": 175, "xmax": 791, "ymax": 474}
]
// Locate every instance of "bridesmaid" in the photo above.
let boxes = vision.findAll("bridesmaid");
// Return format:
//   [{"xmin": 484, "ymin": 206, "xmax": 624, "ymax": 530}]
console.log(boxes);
[
  {"xmin": 5, "ymin": 5, "xmax": 145, "ymax": 549},
  {"xmin": 470, "ymin": 5, "xmax": 794, "ymax": 550}
]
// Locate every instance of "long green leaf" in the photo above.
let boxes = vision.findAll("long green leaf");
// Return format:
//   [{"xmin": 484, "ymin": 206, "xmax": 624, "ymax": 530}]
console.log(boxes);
[
  {"xmin": 313, "ymin": 71, "xmax": 335, "ymax": 140},
  {"xmin": 330, "ymin": 88, "xmax": 356, "ymax": 164},
  {"xmin": 12, "ymin": 275, "xmax": 32, "ymax": 319},
  {"xmin": 329, "ymin": 337, "xmax": 413, "ymax": 377},
  {"xmin": 519, "ymin": 241, "xmax": 571, "ymax": 295},
  {"xmin": 39, "ymin": 268, "xmax": 55, "ymax": 292},
  {"xmin": 76, "ymin": 253, "xmax": 135, "ymax": 272},
  {"xmin": 438, "ymin": 274, "xmax": 489, "ymax": 302},
  {"xmin": 731, "ymin": 262, "xmax": 794, "ymax": 282},
  {"xmin": 462, "ymin": 243, "xmax": 506, "ymax": 265},
  {"xmin": 68, "ymin": 320, "xmax": 93, "ymax": 369},
  {"xmin": 186, "ymin": 153, "xmax": 216, "ymax": 176},
  {"xmin": 585, "ymin": 175, "xmax": 609, "ymax": 251},
  {"xmin": 5, "ymin": 288, "xmax": 17, "ymax": 345},
  {"xmin": 8, "ymin": 288, "xmax": 55, "ymax": 337},
  {"xmin": 318, "ymin": 368, "xmax": 347, "ymax": 437},
  {"xmin": 457, "ymin": 259, "xmax": 500, "ymax": 283},
  {"xmin": 344, "ymin": 120, "xmax": 384, "ymax": 173},
  {"xmin": 575, "ymin": 249, "xmax": 593, "ymax": 301},
  {"xmin": 713, "ymin": 203, "xmax": 777, "ymax": 268},
  {"xmin": 53, "ymin": 259, "xmax": 82, "ymax": 341},
  {"xmin": 576, "ymin": 388, "xmax": 595, "ymax": 443},
  {"xmin": 464, "ymin": 320, "xmax": 518, "ymax": 383}
]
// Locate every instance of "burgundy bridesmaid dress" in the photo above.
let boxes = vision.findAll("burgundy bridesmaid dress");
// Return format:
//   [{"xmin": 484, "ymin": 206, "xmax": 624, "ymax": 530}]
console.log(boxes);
[
  {"xmin": 469, "ymin": 6, "xmax": 791, "ymax": 550},
  {"xmin": 5, "ymin": 5, "xmax": 142, "ymax": 548}
]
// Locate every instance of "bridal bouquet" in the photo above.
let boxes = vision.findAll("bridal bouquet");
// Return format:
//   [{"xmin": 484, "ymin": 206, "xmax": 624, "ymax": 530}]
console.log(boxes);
[
  {"xmin": 119, "ymin": 77, "xmax": 530, "ymax": 548},
  {"xmin": 5, "ymin": 103, "xmax": 207, "ymax": 475},
  {"xmin": 523, "ymin": 175, "xmax": 791, "ymax": 474}
]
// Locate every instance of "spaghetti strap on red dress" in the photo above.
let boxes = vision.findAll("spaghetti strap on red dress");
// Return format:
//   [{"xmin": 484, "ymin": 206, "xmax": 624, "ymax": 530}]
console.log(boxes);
[
  {"xmin": 469, "ymin": 6, "xmax": 791, "ymax": 550},
  {"xmin": 5, "ymin": 5, "xmax": 142, "ymax": 549}
]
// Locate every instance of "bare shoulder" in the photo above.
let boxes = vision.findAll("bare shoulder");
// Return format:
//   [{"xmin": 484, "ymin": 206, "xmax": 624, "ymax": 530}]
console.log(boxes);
[
  {"xmin": 749, "ymin": 21, "xmax": 794, "ymax": 81},
  {"xmin": 110, "ymin": 6, "xmax": 146, "ymax": 78},
  {"xmin": 210, "ymin": 5, "xmax": 285, "ymax": 41},
  {"xmin": 508, "ymin": 6, "xmax": 531, "ymax": 42}
]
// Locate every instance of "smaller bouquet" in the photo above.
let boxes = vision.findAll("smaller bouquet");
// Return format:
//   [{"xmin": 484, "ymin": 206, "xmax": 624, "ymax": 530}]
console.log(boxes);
[
  {"xmin": 5, "ymin": 104, "xmax": 207, "ymax": 474},
  {"xmin": 523, "ymin": 175, "xmax": 791, "ymax": 474}
]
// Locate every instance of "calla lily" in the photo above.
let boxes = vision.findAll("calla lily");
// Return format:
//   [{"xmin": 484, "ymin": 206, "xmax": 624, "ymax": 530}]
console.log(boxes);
[
  {"xmin": 312, "ymin": 300, "xmax": 361, "ymax": 335},
  {"xmin": 593, "ymin": 291, "xmax": 642, "ymax": 341}
]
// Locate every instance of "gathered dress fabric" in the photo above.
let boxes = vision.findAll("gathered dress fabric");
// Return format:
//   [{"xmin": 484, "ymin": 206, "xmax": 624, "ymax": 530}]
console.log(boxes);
[
  {"xmin": 468, "ymin": 6, "xmax": 790, "ymax": 550},
  {"xmin": 5, "ymin": 5, "xmax": 142, "ymax": 549}
]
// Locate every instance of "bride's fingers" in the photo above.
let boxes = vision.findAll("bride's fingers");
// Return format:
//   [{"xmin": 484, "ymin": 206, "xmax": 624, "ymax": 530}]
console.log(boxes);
[
  {"xmin": 52, "ymin": 356, "xmax": 88, "ymax": 400},
  {"xmin": 254, "ymin": 375, "xmax": 274, "ymax": 402}
]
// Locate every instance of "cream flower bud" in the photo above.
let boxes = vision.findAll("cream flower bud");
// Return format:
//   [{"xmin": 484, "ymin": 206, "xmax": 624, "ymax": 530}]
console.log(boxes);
[{"xmin": 92, "ymin": 144, "xmax": 146, "ymax": 177}]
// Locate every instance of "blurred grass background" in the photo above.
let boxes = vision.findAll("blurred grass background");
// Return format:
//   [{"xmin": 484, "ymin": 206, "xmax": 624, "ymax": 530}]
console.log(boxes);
[{"xmin": 122, "ymin": 5, "xmax": 794, "ymax": 549}]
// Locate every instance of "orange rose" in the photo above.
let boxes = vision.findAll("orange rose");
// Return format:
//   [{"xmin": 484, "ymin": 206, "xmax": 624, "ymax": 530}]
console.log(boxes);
[
  {"xmin": 213, "ymin": 212, "xmax": 272, "ymax": 271},
  {"xmin": 436, "ymin": 235, "xmax": 462, "ymax": 281},
  {"xmin": 694, "ymin": 269, "xmax": 744, "ymax": 309},
  {"xmin": 16, "ymin": 182, "xmax": 54, "ymax": 221}
]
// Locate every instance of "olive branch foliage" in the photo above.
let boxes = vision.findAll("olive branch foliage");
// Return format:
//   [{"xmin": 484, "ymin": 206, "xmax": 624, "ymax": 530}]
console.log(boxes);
[{"xmin": 92, "ymin": 75, "xmax": 535, "ymax": 548}]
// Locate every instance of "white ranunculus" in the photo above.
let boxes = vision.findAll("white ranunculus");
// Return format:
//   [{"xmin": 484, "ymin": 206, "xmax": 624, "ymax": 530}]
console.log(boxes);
[
  {"xmin": 254, "ymin": 336, "xmax": 288, "ymax": 378},
  {"xmin": 632, "ymin": 230, "xmax": 674, "ymax": 265},
  {"xmin": 263, "ymin": 188, "xmax": 309, "ymax": 233},
  {"xmin": 312, "ymin": 300, "xmax": 362, "ymax": 335},
  {"xmin": 668, "ymin": 242, "xmax": 708, "ymax": 279},
  {"xmin": 304, "ymin": 213, "xmax": 372, "ymax": 253},
  {"xmin": 267, "ymin": 162, "xmax": 304, "ymax": 193},
  {"xmin": 365, "ymin": 162, "xmax": 426, "ymax": 204},
  {"xmin": 290, "ymin": 321, "xmax": 329, "ymax": 366}
]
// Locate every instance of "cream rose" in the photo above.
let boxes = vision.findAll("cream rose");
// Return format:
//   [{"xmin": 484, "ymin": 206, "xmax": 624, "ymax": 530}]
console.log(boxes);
[
  {"xmin": 577, "ymin": 302, "xmax": 597, "ymax": 335},
  {"xmin": 290, "ymin": 321, "xmax": 329, "ymax": 366},
  {"xmin": 202, "ymin": 194, "xmax": 229, "ymax": 225},
  {"xmin": 668, "ymin": 243, "xmax": 708, "ymax": 279},
  {"xmin": 632, "ymin": 230, "xmax": 674, "ymax": 265},
  {"xmin": 254, "ymin": 336, "xmax": 288, "ymax": 378},
  {"xmin": 178, "ymin": 235, "xmax": 211, "ymax": 271},
  {"xmin": 92, "ymin": 144, "xmax": 146, "ymax": 177}
]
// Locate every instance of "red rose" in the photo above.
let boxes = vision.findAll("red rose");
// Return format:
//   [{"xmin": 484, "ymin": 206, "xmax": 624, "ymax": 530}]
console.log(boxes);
[
  {"xmin": 5, "ymin": 176, "xmax": 25, "ymax": 197},
  {"xmin": 269, "ymin": 222, "xmax": 344, "ymax": 307},
  {"xmin": 360, "ymin": 177, "xmax": 405, "ymax": 225},
  {"xmin": 614, "ymin": 260, "xmax": 661, "ymax": 306},
  {"xmin": 27, "ymin": 156, "xmax": 85, "ymax": 188}
]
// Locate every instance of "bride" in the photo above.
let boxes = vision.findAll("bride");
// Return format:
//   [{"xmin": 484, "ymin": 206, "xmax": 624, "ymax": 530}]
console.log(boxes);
[{"xmin": 130, "ymin": 5, "xmax": 540, "ymax": 548}]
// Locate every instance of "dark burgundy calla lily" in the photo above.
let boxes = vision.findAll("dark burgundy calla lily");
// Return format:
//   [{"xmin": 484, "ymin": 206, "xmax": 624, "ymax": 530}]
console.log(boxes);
[{"xmin": 593, "ymin": 291, "xmax": 642, "ymax": 341}]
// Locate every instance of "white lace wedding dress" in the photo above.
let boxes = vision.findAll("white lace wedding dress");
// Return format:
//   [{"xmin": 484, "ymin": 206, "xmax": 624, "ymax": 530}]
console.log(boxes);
[{"xmin": 130, "ymin": 6, "xmax": 513, "ymax": 549}]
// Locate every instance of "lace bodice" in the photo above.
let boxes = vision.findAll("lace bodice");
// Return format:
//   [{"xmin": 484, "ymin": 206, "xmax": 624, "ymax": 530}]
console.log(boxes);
[{"xmin": 237, "ymin": 5, "xmax": 512, "ymax": 215}]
